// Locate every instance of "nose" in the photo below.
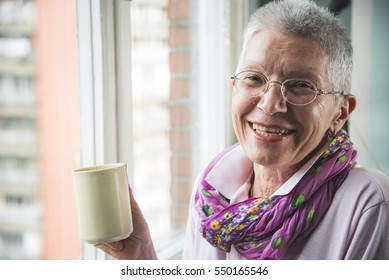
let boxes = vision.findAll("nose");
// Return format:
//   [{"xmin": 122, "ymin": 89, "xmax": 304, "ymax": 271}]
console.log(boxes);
[{"xmin": 256, "ymin": 81, "xmax": 287, "ymax": 115}]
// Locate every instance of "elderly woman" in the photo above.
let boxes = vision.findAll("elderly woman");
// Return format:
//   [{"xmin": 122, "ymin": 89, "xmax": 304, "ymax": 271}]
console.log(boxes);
[{"xmin": 97, "ymin": 0, "xmax": 389, "ymax": 260}]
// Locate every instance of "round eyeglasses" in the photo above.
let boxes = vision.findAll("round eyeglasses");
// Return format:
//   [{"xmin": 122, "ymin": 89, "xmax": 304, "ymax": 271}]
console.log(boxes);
[{"xmin": 231, "ymin": 70, "xmax": 344, "ymax": 106}]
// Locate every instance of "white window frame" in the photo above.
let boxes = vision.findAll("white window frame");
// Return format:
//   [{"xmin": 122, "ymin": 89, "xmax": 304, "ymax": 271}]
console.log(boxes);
[
  {"xmin": 76, "ymin": 0, "xmax": 133, "ymax": 260},
  {"xmin": 195, "ymin": 0, "xmax": 229, "ymax": 170},
  {"xmin": 193, "ymin": 0, "xmax": 248, "ymax": 171}
]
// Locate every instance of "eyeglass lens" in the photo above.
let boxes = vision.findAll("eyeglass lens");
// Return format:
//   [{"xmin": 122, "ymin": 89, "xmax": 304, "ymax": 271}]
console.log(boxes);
[{"xmin": 234, "ymin": 71, "xmax": 318, "ymax": 105}]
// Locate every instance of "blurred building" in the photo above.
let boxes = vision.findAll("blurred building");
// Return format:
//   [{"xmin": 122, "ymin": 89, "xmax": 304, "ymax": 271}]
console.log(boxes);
[
  {"xmin": 0, "ymin": 0, "xmax": 41, "ymax": 259},
  {"xmin": 0, "ymin": 0, "xmax": 80, "ymax": 259}
]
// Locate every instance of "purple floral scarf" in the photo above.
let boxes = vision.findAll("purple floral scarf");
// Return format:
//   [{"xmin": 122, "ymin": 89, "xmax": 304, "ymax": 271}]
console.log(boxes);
[{"xmin": 195, "ymin": 130, "xmax": 357, "ymax": 260}]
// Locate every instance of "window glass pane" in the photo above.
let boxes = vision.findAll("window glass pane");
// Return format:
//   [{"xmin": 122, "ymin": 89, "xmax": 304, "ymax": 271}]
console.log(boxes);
[
  {"xmin": 131, "ymin": 0, "xmax": 174, "ymax": 250},
  {"xmin": 130, "ymin": 0, "xmax": 246, "ymax": 255},
  {"xmin": 131, "ymin": 0, "xmax": 193, "ymax": 252}
]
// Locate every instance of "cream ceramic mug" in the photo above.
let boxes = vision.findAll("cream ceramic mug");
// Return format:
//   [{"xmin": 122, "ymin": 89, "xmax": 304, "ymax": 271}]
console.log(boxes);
[{"xmin": 72, "ymin": 163, "xmax": 133, "ymax": 244}]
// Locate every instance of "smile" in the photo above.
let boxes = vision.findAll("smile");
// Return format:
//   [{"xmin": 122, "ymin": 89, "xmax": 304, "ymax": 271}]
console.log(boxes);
[{"xmin": 251, "ymin": 123, "xmax": 292, "ymax": 136}]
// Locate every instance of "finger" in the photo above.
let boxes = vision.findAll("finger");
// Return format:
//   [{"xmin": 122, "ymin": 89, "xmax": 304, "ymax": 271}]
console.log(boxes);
[
  {"xmin": 94, "ymin": 244, "xmax": 111, "ymax": 255},
  {"xmin": 106, "ymin": 241, "xmax": 124, "ymax": 251},
  {"xmin": 128, "ymin": 185, "xmax": 140, "ymax": 207},
  {"xmin": 128, "ymin": 186, "xmax": 145, "ymax": 221},
  {"xmin": 95, "ymin": 240, "xmax": 123, "ymax": 252}
]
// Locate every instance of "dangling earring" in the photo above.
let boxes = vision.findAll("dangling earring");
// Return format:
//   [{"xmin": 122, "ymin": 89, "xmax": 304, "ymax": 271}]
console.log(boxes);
[{"xmin": 326, "ymin": 129, "xmax": 337, "ymax": 139}]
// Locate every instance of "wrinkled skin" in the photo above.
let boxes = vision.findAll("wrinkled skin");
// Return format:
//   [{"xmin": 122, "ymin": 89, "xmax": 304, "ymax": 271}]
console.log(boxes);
[{"xmin": 232, "ymin": 30, "xmax": 356, "ymax": 197}]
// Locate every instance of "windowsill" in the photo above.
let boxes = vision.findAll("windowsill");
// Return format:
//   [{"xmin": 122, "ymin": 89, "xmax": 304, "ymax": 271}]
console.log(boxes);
[{"xmin": 156, "ymin": 232, "xmax": 185, "ymax": 260}]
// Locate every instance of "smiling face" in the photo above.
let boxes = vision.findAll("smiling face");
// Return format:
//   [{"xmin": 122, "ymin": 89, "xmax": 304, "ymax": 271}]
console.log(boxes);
[{"xmin": 232, "ymin": 29, "xmax": 352, "ymax": 174}]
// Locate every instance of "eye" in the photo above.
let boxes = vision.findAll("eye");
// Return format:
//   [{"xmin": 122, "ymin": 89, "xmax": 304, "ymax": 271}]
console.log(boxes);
[
  {"xmin": 285, "ymin": 80, "xmax": 316, "ymax": 95},
  {"xmin": 292, "ymin": 81, "xmax": 313, "ymax": 88},
  {"xmin": 241, "ymin": 72, "xmax": 267, "ymax": 87}
]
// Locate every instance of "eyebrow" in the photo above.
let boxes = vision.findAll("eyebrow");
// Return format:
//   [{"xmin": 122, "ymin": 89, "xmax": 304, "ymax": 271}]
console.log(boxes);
[
  {"xmin": 285, "ymin": 68, "xmax": 322, "ymax": 82},
  {"xmin": 239, "ymin": 61, "xmax": 266, "ymax": 72}
]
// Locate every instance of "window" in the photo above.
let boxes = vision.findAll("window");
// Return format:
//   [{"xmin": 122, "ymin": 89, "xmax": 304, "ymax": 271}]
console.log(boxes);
[
  {"xmin": 130, "ymin": 0, "xmax": 174, "ymax": 252},
  {"xmin": 2, "ymin": 0, "xmax": 388, "ymax": 261},
  {"xmin": 130, "ymin": 0, "xmax": 252, "ymax": 258},
  {"xmin": 75, "ymin": 0, "xmax": 249, "ymax": 259}
]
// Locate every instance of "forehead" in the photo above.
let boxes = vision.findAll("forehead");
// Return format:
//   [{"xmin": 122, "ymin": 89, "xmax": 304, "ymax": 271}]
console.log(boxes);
[{"xmin": 241, "ymin": 30, "xmax": 328, "ymax": 78}]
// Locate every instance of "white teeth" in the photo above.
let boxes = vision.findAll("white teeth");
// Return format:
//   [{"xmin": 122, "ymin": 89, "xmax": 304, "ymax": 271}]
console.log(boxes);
[{"xmin": 252, "ymin": 123, "xmax": 290, "ymax": 135}]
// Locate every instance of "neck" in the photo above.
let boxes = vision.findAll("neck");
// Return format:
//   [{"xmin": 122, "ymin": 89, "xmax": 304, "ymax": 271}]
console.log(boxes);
[
  {"xmin": 250, "ymin": 164, "xmax": 297, "ymax": 198},
  {"xmin": 250, "ymin": 137, "xmax": 330, "ymax": 198}
]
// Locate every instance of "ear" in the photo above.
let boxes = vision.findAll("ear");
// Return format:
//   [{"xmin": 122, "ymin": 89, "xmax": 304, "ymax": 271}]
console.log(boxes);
[
  {"xmin": 231, "ymin": 77, "xmax": 235, "ymax": 87},
  {"xmin": 329, "ymin": 94, "xmax": 357, "ymax": 133}
]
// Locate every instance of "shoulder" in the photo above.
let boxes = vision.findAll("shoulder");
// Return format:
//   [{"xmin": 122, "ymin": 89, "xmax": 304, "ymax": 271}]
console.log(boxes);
[{"xmin": 339, "ymin": 166, "xmax": 389, "ymax": 204}]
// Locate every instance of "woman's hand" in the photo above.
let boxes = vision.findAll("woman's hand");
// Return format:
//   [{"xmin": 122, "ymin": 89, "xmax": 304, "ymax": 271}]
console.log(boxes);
[{"xmin": 95, "ymin": 186, "xmax": 157, "ymax": 260}]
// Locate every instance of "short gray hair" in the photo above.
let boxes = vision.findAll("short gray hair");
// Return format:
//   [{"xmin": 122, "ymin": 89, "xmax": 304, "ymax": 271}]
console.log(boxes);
[{"xmin": 238, "ymin": 0, "xmax": 353, "ymax": 92}]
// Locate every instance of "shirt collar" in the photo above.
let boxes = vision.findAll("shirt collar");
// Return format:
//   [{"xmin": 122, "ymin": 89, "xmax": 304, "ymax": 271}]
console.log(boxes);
[
  {"xmin": 205, "ymin": 145, "xmax": 252, "ymax": 199},
  {"xmin": 204, "ymin": 141, "xmax": 329, "ymax": 200}
]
